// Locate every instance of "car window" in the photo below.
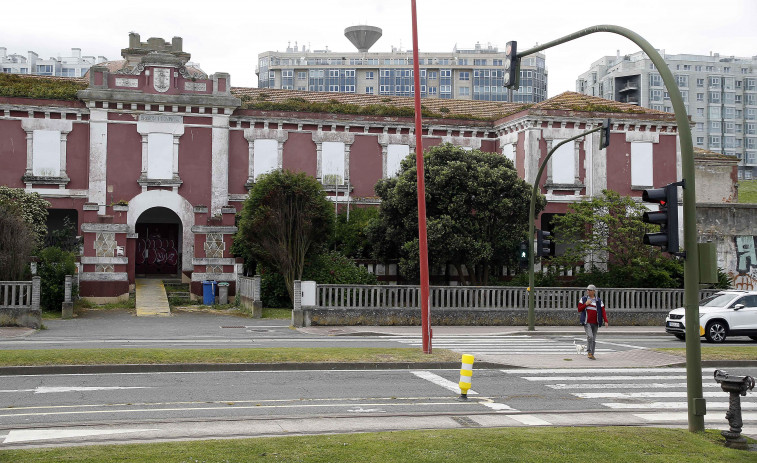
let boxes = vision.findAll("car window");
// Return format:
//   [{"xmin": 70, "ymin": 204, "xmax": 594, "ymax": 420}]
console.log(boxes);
[
  {"xmin": 701, "ymin": 293, "xmax": 738, "ymax": 307},
  {"xmin": 734, "ymin": 295, "xmax": 757, "ymax": 308}
]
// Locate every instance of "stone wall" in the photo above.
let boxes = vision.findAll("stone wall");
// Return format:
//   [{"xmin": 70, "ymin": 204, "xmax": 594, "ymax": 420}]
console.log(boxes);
[{"xmin": 697, "ymin": 203, "xmax": 757, "ymax": 290}]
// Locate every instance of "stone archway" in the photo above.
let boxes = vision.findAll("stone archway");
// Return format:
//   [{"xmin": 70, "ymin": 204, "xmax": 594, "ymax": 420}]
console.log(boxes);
[
  {"xmin": 127, "ymin": 190, "xmax": 195, "ymax": 278},
  {"xmin": 134, "ymin": 207, "xmax": 181, "ymax": 276}
]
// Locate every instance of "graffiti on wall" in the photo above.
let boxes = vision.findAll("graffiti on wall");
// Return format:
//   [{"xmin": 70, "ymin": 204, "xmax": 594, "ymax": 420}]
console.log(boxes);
[
  {"xmin": 730, "ymin": 235, "xmax": 757, "ymax": 290},
  {"xmin": 135, "ymin": 224, "xmax": 179, "ymax": 275}
]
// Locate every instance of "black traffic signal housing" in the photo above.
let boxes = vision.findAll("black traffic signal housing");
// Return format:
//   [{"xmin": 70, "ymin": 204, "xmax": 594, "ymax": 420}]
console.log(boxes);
[
  {"xmin": 600, "ymin": 118, "xmax": 611, "ymax": 149},
  {"xmin": 504, "ymin": 41, "xmax": 520, "ymax": 89},
  {"xmin": 536, "ymin": 229, "xmax": 552, "ymax": 257},
  {"xmin": 642, "ymin": 182, "xmax": 680, "ymax": 253},
  {"xmin": 518, "ymin": 240, "xmax": 528, "ymax": 269}
]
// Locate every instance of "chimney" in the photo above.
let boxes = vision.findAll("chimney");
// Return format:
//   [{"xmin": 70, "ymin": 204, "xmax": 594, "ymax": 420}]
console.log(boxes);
[
  {"xmin": 129, "ymin": 32, "xmax": 141, "ymax": 49},
  {"xmin": 71, "ymin": 48, "xmax": 81, "ymax": 59},
  {"xmin": 0, "ymin": 47, "xmax": 6, "ymax": 59},
  {"xmin": 171, "ymin": 36, "xmax": 183, "ymax": 52}
]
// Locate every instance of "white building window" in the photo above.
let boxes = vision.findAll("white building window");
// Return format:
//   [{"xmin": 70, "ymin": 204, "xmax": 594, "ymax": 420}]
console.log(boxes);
[
  {"xmin": 386, "ymin": 144, "xmax": 409, "ymax": 178},
  {"xmin": 32, "ymin": 130, "xmax": 62, "ymax": 177},
  {"xmin": 551, "ymin": 140, "xmax": 575, "ymax": 184},
  {"xmin": 321, "ymin": 142, "xmax": 345, "ymax": 185},
  {"xmin": 253, "ymin": 139, "xmax": 278, "ymax": 180},
  {"xmin": 631, "ymin": 142, "xmax": 653, "ymax": 187},
  {"xmin": 502, "ymin": 143, "xmax": 515, "ymax": 166},
  {"xmin": 147, "ymin": 133, "xmax": 174, "ymax": 179}
]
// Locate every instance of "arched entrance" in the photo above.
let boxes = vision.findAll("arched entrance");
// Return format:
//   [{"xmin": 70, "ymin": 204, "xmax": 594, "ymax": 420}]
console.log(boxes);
[{"xmin": 135, "ymin": 207, "xmax": 181, "ymax": 277}]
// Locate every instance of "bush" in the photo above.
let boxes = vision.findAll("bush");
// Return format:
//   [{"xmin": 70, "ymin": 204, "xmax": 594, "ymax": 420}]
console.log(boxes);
[
  {"xmin": 259, "ymin": 251, "xmax": 378, "ymax": 308},
  {"xmin": 0, "ymin": 202, "xmax": 34, "ymax": 281},
  {"xmin": 37, "ymin": 247, "xmax": 77, "ymax": 311}
]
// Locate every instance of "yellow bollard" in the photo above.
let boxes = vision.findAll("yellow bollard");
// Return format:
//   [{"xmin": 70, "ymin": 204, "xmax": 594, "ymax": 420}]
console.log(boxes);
[{"xmin": 458, "ymin": 354, "xmax": 475, "ymax": 400}]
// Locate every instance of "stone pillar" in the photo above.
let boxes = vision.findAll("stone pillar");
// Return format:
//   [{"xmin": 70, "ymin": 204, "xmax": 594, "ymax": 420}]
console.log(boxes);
[
  {"xmin": 31, "ymin": 276, "xmax": 40, "ymax": 311},
  {"xmin": 211, "ymin": 114, "xmax": 230, "ymax": 214},
  {"xmin": 88, "ymin": 108, "xmax": 109, "ymax": 214},
  {"xmin": 62, "ymin": 275, "xmax": 73, "ymax": 319},
  {"xmin": 291, "ymin": 279, "xmax": 304, "ymax": 327},
  {"xmin": 252, "ymin": 274, "xmax": 262, "ymax": 318}
]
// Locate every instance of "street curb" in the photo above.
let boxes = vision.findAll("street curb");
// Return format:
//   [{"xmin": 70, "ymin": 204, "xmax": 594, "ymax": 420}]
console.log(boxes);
[
  {"xmin": 0, "ymin": 361, "xmax": 511, "ymax": 376},
  {"xmin": 329, "ymin": 330, "xmax": 668, "ymax": 337}
]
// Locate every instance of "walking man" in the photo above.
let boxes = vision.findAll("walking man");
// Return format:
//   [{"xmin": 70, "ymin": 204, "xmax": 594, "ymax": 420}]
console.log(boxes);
[{"xmin": 577, "ymin": 284, "xmax": 608, "ymax": 360}]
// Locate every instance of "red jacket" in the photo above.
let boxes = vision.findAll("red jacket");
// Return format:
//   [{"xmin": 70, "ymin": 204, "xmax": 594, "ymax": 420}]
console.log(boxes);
[{"xmin": 578, "ymin": 296, "xmax": 608, "ymax": 326}]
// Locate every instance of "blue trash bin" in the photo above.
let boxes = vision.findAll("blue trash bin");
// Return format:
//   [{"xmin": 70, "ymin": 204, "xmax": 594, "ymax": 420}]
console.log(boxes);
[{"xmin": 202, "ymin": 280, "xmax": 217, "ymax": 305}]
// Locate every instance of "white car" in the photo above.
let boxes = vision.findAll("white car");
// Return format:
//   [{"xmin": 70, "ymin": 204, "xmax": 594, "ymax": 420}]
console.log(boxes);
[{"xmin": 665, "ymin": 290, "xmax": 757, "ymax": 343}]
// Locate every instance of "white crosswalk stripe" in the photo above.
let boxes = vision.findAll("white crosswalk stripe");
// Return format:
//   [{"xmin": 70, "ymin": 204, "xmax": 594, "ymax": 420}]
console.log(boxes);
[
  {"xmin": 501, "ymin": 367, "xmax": 757, "ymax": 421},
  {"xmin": 381, "ymin": 335, "xmax": 615, "ymax": 356}
]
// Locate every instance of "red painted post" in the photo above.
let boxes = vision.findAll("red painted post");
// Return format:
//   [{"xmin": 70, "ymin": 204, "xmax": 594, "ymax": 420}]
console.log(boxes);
[{"xmin": 410, "ymin": 0, "xmax": 431, "ymax": 353}]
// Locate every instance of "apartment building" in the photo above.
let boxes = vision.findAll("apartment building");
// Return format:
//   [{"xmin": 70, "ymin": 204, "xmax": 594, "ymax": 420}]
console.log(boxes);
[
  {"xmin": 1, "ymin": 46, "xmax": 107, "ymax": 78},
  {"xmin": 257, "ymin": 26, "xmax": 547, "ymax": 103},
  {"xmin": 576, "ymin": 50, "xmax": 757, "ymax": 179}
]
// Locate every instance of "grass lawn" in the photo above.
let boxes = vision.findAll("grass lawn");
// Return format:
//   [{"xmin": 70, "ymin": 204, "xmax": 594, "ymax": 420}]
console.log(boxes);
[
  {"xmin": 0, "ymin": 427, "xmax": 752, "ymax": 463},
  {"xmin": 739, "ymin": 179, "xmax": 757, "ymax": 203},
  {"xmin": 0, "ymin": 347, "xmax": 461, "ymax": 366},
  {"xmin": 656, "ymin": 345, "xmax": 757, "ymax": 361}
]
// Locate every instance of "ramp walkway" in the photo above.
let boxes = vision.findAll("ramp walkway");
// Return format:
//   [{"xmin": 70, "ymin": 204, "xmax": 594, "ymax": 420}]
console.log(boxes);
[{"xmin": 135, "ymin": 278, "xmax": 171, "ymax": 317}]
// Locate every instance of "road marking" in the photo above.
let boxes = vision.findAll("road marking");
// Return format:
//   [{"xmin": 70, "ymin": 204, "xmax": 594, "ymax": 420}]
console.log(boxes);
[
  {"xmin": 547, "ymin": 383, "xmax": 721, "ymax": 390},
  {"xmin": 3, "ymin": 427, "xmax": 157, "ymax": 444},
  {"xmin": 480, "ymin": 402, "xmax": 515, "ymax": 411},
  {"xmin": 508, "ymin": 415, "xmax": 552, "ymax": 426},
  {"xmin": 634, "ymin": 412, "xmax": 757, "ymax": 422},
  {"xmin": 522, "ymin": 375, "xmax": 688, "ymax": 381},
  {"xmin": 574, "ymin": 391, "xmax": 724, "ymax": 399},
  {"xmin": 411, "ymin": 371, "xmax": 477, "ymax": 395},
  {"xmin": 0, "ymin": 386, "xmax": 150, "ymax": 394},
  {"xmin": 501, "ymin": 368, "xmax": 690, "ymax": 374},
  {"xmin": 603, "ymin": 401, "xmax": 757, "ymax": 410},
  {"xmin": 348, "ymin": 407, "xmax": 386, "ymax": 413}
]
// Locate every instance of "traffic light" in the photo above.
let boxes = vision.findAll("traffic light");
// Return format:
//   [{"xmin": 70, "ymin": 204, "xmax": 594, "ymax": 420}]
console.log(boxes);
[
  {"xmin": 642, "ymin": 182, "xmax": 680, "ymax": 253},
  {"xmin": 518, "ymin": 240, "xmax": 528, "ymax": 268},
  {"xmin": 504, "ymin": 41, "xmax": 519, "ymax": 89},
  {"xmin": 600, "ymin": 118, "xmax": 611, "ymax": 149},
  {"xmin": 536, "ymin": 229, "xmax": 552, "ymax": 257}
]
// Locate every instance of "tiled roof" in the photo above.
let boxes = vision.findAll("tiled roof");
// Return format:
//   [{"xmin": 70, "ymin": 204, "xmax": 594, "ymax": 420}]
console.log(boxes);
[
  {"xmin": 231, "ymin": 87, "xmax": 678, "ymax": 122},
  {"xmin": 529, "ymin": 91, "xmax": 675, "ymax": 119},
  {"xmin": 693, "ymin": 147, "xmax": 739, "ymax": 159},
  {"xmin": 231, "ymin": 87, "xmax": 528, "ymax": 119}
]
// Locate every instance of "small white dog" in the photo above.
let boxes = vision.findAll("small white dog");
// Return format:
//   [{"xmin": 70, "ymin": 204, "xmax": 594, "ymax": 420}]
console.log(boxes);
[{"xmin": 573, "ymin": 340, "xmax": 587, "ymax": 355}]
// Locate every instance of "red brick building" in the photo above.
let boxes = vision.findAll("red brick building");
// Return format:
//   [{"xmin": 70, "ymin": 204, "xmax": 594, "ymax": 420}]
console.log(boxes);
[{"xmin": 0, "ymin": 34, "xmax": 679, "ymax": 300}]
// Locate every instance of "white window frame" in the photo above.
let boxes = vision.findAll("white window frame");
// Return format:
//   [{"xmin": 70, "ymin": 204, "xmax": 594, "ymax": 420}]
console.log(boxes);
[
  {"xmin": 386, "ymin": 144, "xmax": 409, "ymax": 178},
  {"xmin": 321, "ymin": 142, "xmax": 346, "ymax": 185},
  {"xmin": 631, "ymin": 142, "xmax": 654, "ymax": 188},
  {"xmin": 253, "ymin": 139, "xmax": 279, "ymax": 180},
  {"xmin": 21, "ymin": 118, "xmax": 73, "ymax": 183}
]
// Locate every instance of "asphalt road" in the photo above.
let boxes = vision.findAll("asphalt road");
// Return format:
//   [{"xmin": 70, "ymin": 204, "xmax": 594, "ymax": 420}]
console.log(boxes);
[{"xmin": 1, "ymin": 366, "xmax": 755, "ymax": 449}]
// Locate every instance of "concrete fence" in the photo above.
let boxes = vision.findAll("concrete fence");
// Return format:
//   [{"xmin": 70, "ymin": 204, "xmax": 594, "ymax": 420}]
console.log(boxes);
[
  {"xmin": 292, "ymin": 282, "xmax": 720, "ymax": 327},
  {"xmin": 237, "ymin": 275, "xmax": 262, "ymax": 318},
  {"xmin": 0, "ymin": 277, "xmax": 42, "ymax": 329}
]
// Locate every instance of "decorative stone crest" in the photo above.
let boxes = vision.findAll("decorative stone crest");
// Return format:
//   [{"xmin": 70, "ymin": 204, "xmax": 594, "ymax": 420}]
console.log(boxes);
[{"xmin": 153, "ymin": 67, "xmax": 171, "ymax": 93}]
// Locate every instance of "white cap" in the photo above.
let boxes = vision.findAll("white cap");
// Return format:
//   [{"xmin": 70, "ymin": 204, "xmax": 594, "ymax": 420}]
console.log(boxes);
[{"xmin": 586, "ymin": 284, "xmax": 597, "ymax": 291}]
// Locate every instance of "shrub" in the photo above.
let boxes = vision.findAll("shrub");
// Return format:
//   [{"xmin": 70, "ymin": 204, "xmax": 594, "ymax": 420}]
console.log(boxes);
[
  {"xmin": 303, "ymin": 251, "xmax": 378, "ymax": 285},
  {"xmin": 0, "ymin": 202, "xmax": 34, "ymax": 281},
  {"xmin": 37, "ymin": 247, "xmax": 77, "ymax": 311}
]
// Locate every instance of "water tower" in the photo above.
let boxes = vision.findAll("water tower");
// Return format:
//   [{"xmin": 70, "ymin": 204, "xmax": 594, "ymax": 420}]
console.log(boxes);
[{"xmin": 344, "ymin": 25, "xmax": 382, "ymax": 52}]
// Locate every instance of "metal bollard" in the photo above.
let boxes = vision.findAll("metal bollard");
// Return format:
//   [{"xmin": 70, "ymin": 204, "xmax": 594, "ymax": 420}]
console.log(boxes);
[
  {"xmin": 458, "ymin": 354, "xmax": 474, "ymax": 400},
  {"xmin": 714, "ymin": 369, "xmax": 756, "ymax": 450}
]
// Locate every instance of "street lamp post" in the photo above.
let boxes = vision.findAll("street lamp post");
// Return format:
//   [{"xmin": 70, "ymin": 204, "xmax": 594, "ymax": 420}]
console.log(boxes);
[
  {"xmin": 514, "ymin": 25, "xmax": 703, "ymax": 432},
  {"xmin": 527, "ymin": 126, "xmax": 603, "ymax": 331}
]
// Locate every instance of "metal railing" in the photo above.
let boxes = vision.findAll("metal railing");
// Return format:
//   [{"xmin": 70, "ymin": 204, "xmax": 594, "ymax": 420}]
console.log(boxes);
[{"xmin": 311, "ymin": 284, "xmax": 719, "ymax": 311}]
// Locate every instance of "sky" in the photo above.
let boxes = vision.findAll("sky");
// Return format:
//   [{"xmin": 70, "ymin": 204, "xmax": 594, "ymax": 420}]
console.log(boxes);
[{"xmin": 3, "ymin": 0, "xmax": 756, "ymax": 98}]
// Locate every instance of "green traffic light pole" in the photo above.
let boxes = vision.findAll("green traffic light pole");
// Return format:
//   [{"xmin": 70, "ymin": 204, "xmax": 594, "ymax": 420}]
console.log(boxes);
[
  {"xmin": 516, "ymin": 25, "xmax": 703, "ymax": 432},
  {"xmin": 527, "ymin": 126, "xmax": 603, "ymax": 331}
]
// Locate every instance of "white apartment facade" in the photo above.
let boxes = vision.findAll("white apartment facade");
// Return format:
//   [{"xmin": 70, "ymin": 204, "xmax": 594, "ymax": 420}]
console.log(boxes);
[
  {"xmin": 576, "ymin": 50, "xmax": 757, "ymax": 179},
  {"xmin": 258, "ymin": 42, "xmax": 548, "ymax": 103},
  {"xmin": 1, "ymin": 47, "xmax": 107, "ymax": 78}
]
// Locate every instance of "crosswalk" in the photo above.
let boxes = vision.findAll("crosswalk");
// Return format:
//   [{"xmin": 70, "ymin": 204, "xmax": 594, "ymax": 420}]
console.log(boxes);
[
  {"xmin": 501, "ymin": 367, "xmax": 757, "ymax": 421},
  {"xmin": 384, "ymin": 334, "xmax": 616, "ymax": 356}
]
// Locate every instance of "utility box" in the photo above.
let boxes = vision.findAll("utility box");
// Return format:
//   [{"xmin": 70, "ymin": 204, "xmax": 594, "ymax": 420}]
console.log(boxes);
[
  {"xmin": 301, "ymin": 281, "xmax": 316, "ymax": 306},
  {"xmin": 698, "ymin": 242, "xmax": 718, "ymax": 284}
]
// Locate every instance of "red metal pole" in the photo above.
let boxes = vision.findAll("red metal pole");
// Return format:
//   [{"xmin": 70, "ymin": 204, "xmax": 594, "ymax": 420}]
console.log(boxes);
[{"xmin": 410, "ymin": 0, "xmax": 431, "ymax": 353}]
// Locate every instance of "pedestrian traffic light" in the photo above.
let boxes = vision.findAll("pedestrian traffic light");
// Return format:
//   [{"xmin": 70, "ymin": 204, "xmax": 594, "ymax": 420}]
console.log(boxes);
[
  {"xmin": 536, "ymin": 229, "xmax": 552, "ymax": 257},
  {"xmin": 642, "ymin": 182, "xmax": 680, "ymax": 253},
  {"xmin": 600, "ymin": 118, "xmax": 611, "ymax": 149},
  {"xmin": 504, "ymin": 41, "xmax": 520, "ymax": 89},
  {"xmin": 518, "ymin": 240, "xmax": 528, "ymax": 268}
]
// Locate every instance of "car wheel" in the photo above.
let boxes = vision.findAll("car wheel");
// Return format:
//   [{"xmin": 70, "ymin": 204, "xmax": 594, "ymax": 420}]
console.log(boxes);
[
  {"xmin": 704, "ymin": 321, "xmax": 727, "ymax": 343},
  {"xmin": 674, "ymin": 333, "xmax": 685, "ymax": 341}
]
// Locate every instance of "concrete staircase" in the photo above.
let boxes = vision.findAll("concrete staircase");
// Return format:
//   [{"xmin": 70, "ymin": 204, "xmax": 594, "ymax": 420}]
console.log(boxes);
[{"xmin": 135, "ymin": 278, "xmax": 171, "ymax": 316}]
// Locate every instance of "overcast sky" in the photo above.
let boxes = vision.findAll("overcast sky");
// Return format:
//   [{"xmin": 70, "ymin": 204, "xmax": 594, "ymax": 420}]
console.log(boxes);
[{"xmin": 3, "ymin": 0, "xmax": 755, "ymax": 97}]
